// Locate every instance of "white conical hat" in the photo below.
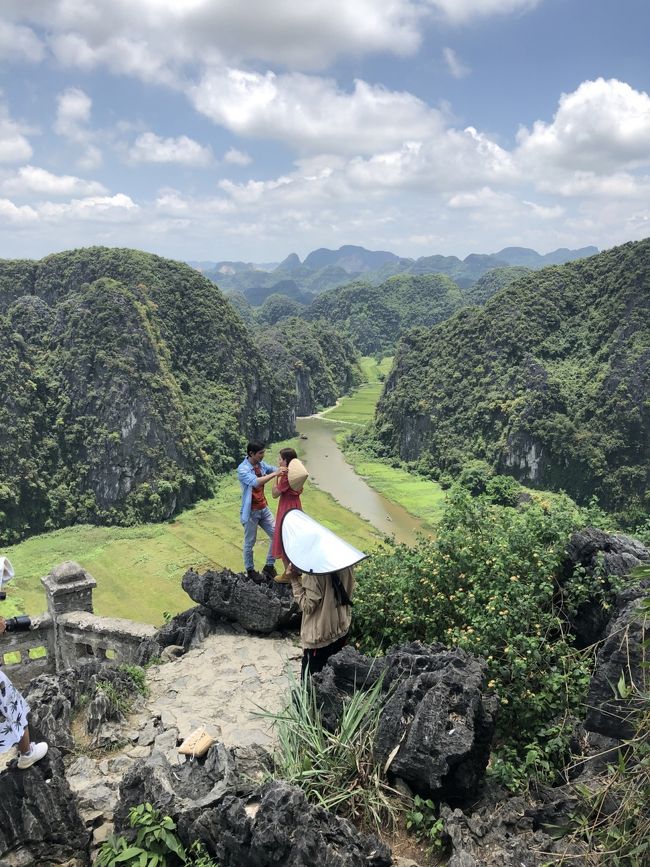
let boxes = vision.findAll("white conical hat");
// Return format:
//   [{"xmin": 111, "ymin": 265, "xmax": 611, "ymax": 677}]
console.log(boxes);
[
  {"xmin": 281, "ymin": 509, "xmax": 367, "ymax": 574},
  {"xmin": 0, "ymin": 557, "xmax": 14, "ymax": 587}
]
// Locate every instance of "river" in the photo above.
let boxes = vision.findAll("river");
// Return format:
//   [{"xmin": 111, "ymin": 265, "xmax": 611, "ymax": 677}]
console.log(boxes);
[{"xmin": 294, "ymin": 415, "xmax": 423, "ymax": 546}]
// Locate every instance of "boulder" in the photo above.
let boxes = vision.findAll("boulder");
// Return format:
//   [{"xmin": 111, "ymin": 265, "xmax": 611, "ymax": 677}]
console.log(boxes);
[
  {"xmin": 0, "ymin": 747, "xmax": 90, "ymax": 865},
  {"xmin": 137, "ymin": 605, "xmax": 221, "ymax": 664},
  {"xmin": 24, "ymin": 662, "xmax": 147, "ymax": 752},
  {"xmin": 441, "ymin": 790, "xmax": 589, "ymax": 867},
  {"xmin": 314, "ymin": 642, "xmax": 497, "ymax": 802},
  {"xmin": 584, "ymin": 580, "xmax": 648, "ymax": 740},
  {"xmin": 563, "ymin": 529, "xmax": 650, "ymax": 647},
  {"xmin": 114, "ymin": 744, "xmax": 389, "ymax": 867},
  {"xmin": 182, "ymin": 568, "xmax": 300, "ymax": 634},
  {"xmin": 182, "ymin": 780, "xmax": 392, "ymax": 867},
  {"xmin": 114, "ymin": 740, "xmax": 272, "ymax": 832}
]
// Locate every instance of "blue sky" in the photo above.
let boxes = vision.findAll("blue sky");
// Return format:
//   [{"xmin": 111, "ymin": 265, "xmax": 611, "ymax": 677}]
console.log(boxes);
[{"xmin": 0, "ymin": 0, "xmax": 649, "ymax": 263}]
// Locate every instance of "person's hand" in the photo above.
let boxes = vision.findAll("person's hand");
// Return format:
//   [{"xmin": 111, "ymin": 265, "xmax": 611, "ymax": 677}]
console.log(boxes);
[
  {"xmin": 278, "ymin": 467, "xmax": 288, "ymax": 475},
  {"xmin": 0, "ymin": 617, "xmax": 6, "ymax": 635}
]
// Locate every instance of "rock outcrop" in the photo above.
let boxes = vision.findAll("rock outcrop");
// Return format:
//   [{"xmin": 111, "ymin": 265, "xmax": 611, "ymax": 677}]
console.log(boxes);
[
  {"xmin": 441, "ymin": 786, "xmax": 589, "ymax": 867},
  {"xmin": 113, "ymin": 745, "xmax": 391, "ymax": 867},
  {"xmin": 182, "ymin": 568, "xmax": 300, "ymax": 634},
  {"xmin": 584, "ymin": 579, "xmax": 648, "ymax": 740},
  {"xmin": 563, "ymin": 528, "xmax": 650, "ymax": 647},
  {"xmin": 314, "ymin": 642, "xmax": 497, "ymax": 802},
  {"xmin": 0, "ymin": 748, "xmax": 90, "ymax": 866}
]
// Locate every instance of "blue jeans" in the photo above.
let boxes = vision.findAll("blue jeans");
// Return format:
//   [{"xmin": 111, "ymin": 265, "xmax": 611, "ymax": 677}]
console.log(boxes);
[{"xmin": 243, "ymin": 506, "xmax": 276, "ymax": 571}]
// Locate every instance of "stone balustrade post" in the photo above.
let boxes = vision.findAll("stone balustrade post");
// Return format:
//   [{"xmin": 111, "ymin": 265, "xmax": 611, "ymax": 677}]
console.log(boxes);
[{"xmin": 41, "ymin": 561, "xmax": 97, "ymax": 670}]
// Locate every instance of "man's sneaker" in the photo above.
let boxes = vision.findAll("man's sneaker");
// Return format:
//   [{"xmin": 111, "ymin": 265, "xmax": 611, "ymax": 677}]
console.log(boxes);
[
  {"xmin": 262, "ymin": 563, "xmax": 277, "ymax": 579},
  {"xmin": 246, "ymin": 569, "xmax": 262, "ymax": 582},
  {"xmin": 17, "ymin": 741, "xmax": 48, "ymax": 769}
]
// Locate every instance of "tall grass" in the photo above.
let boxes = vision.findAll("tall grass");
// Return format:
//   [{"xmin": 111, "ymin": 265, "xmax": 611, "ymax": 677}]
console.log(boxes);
[{"xmin": 262, "ymin": 670, "xmax": 407, "ymax": 833}]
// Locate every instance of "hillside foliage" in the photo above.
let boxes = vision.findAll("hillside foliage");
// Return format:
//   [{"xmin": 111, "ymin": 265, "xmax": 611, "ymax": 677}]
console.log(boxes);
[
  {"xmin": 352, "ymin": 487, "xmax": 613, "ymax": 789},
  {"xmin": 373, "ymin": 240, "xmax": 650, "ymax": 520},
  {"xmin": 305, "ymin": 273, "xmax": 465, "ymax": 354},
  {"xmin": 0, "ymin": 247, "xmax": 357, "ymax": 544}
]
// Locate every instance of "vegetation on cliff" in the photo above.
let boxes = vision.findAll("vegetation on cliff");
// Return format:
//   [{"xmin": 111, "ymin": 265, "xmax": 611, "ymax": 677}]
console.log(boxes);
[
  {"xmin": 373, "ymin": 239, "xmax": 650, "ymax": 520},
  {"xmin": 305, "ymin": 273, "xmax": 465, "ymax": 354},
  {"xmin": 0, "ymin": 247, "xmax": 300, "ymax": 543}
]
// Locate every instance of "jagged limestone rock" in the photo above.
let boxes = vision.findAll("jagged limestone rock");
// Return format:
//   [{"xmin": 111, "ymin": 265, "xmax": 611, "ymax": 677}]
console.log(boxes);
[
  {"xmin": 180, "ymin": 780, "xmax": 392, "ymax": 867},
  {"xmin": 313, "ymin": 642, "xmax": 497, "ymax": 802},
  {"xmin": 181, "ymin": 568, "xmax": 300, "ymax": 634},
  {"xmin": 585, "ymin": 580, "xmax": 648, "ymax": 740},
  {"xmin": 0, "ymin": 748, "xmax": 90, "ymax": 865}
]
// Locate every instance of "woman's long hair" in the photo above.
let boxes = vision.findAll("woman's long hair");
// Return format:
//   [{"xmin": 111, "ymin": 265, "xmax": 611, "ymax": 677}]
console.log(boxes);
[{"xmin": 280, "ymin": 447, "xmax": 298, "ymax": 466}]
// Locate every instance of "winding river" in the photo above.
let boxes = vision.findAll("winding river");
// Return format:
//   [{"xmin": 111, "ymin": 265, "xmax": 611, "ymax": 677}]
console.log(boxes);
[{"xmin": 294, "ymin": 415, "xmax": 424, "ymax": 546}]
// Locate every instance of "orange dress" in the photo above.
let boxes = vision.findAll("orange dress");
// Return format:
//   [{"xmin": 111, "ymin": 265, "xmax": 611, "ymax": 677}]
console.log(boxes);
[{"xmin": 271, "ymin": 472, "xmax": 303, "ymax": 560}]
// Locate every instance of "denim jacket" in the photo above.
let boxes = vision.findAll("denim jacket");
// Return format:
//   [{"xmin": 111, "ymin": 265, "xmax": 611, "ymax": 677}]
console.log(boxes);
[{"xmin": 237, "ymin": 457, "xmax": 278, "ymax": 524}]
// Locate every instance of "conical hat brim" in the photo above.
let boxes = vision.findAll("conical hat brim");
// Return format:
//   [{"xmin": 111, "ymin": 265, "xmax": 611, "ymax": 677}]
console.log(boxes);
[
  {"xmin": 281, "ymin": 509, "xmax": 367, "ymax": 574},
  {"xmin": 0, "ymin": 557, "xmax": 14, "ymax": 587},
  {"xmin": 287, "ymin": 459, "xmax": 308, "ymax": 490}
]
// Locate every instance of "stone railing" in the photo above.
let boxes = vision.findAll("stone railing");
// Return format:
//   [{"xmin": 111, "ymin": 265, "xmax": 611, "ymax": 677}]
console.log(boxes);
[{"xmin": 1, "ymin": 562, "xmax": 156, "ymax": 689}]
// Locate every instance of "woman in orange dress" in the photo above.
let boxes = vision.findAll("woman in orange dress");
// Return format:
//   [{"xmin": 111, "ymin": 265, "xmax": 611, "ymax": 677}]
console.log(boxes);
[{"xmin": 271, "ymin": 448, "xmax": 303, "ymax": 576}]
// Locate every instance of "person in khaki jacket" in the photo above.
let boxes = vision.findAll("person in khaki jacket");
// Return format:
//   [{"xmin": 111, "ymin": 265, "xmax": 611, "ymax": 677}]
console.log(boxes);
[{"xmin": 280, "ymin": 510, "xmax": 366, "ymax": 679}]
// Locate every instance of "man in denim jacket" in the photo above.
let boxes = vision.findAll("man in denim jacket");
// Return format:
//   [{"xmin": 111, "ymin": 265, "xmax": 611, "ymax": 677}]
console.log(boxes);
[{"xmin": 236, "ymin": 441, "xmax": 281, "ymax": 579}]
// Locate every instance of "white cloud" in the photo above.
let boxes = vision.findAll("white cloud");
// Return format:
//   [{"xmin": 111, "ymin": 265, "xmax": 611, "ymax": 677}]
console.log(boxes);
[
  {"xmin": 345, "ymin": 126, "xmax": 516, "ymax": 192},
  {"xmin": 442, "ymin": 47, "xmax": 470, "ymax": 79},
  {"xmin": 224, "ymin": 147, "xmax": 252, "ymax": 166},
  {"xmin": 39, "ymin": 193, "xmax": 138, "ymax": 221},
  {"xmin": 0, "ymin": 20, "xmax": 44, "ymax": 62},
  {"xmin": 129, "ymin": 132, "xmax": 213, "ymax": 166},
  {"xmin": 538, "ymin": 170, "xmax": 650, "ymax": 199},
  {"xmin": 191, "ymin": 70, "xmax": 441, "ymax": 155},
  {"xmin": 0, "ymin": 198, "xmax": 38, "ymax": 223},
  {"xmin": 3, "ymin": 165, "xmax": 107, "ymax": 196},
  {"xmin": 54, "ymin": 87, "xmax": 92, "ymax": 139},
  {"xmin": 516, "ymin": 78, "xmax": 650, "ymax": 175},
  {"xmin": 427, "ymin": 0, "xmax": 540, "ymax": 25},
  {"xmin": 6, "ymin": 0, "xmax": 422, "ymax": 74},
  {"xmin": 54, "ymin": 87, "xmax": 103, "ymax": 169},
  {"xmin": 0, "ymin": 102, "xmax": 33, "ymax": 163}
]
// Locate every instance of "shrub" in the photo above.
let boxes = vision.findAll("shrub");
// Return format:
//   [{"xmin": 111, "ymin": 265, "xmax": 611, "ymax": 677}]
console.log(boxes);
[
  {"xmin": 484, "ymin": 473, "xmax": 521, "ymax": 506},
  {"xmin": 352, "ymin": 487, "xmax": 613, "ymax": 790},
  {"xmin": 457, "ymin": 460, "xmax": 494, "ymax": 496},
  {"xmin": 96, "ymin": 803, "xmax": 219, "ymax": 867}
]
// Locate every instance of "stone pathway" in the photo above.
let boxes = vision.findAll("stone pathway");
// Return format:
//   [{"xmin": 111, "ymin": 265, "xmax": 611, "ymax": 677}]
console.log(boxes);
[
  {"xmin": 64, "ymin": 622, "xmax": 302, "ymax": 850},
  {"xmin": 142, "ymin": 622, "xmax": 302, "ymax": 747}
]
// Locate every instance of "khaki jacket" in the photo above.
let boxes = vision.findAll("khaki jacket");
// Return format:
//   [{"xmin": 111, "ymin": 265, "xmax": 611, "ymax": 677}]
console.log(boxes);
[{"xmin": 289, "ymin": 567, "xmax": 355, "ymax": 650}]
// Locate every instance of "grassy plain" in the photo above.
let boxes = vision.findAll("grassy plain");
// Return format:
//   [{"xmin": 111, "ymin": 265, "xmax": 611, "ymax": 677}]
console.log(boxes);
[
  {"xmin": 3, "ymin": 437, "xmax": 383, "ymax": 625},
  {"xmin": 321, "ymin": 356, "xmax": 393, "ymax": 425}
]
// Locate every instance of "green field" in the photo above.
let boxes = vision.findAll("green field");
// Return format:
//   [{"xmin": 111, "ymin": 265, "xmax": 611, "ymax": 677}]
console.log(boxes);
[
  {"xmin": 2, "ymin": 359, "xmax": 448, "ymax": 626},
  {"xmin": 2, "ymin": 437, "xmax": 384, "ymax": 625},
  {"xmin": 321, "ymin": 356, "xmax": 393, "ymax": 425}
]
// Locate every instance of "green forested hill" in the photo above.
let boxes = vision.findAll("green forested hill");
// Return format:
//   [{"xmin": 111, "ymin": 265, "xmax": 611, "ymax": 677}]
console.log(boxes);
[
  {"xmin": 374, "ymin": 239, "xmax": 650, "ymax": 519},
  {"xmin": 0, "ymin": 248, "xmax": 301, "ymax": 544},
  {"xmin": 305, "ymin": 273, "xmax": 465, "ymax": 354}
]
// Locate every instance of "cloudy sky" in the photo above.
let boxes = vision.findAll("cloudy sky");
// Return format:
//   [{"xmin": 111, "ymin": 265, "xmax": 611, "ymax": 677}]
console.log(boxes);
[{"xmin": 1, "ymin": 0, "xmax": 649, "ymax": 263}]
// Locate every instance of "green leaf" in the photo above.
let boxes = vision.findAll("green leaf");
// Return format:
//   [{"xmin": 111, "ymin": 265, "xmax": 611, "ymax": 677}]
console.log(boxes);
[{"xmin": 113, "ymin": 848, "xmax": 144, "ymax": 863}]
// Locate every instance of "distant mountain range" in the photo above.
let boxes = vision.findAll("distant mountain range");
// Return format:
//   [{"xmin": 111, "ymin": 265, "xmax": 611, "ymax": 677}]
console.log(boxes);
[{"xmin": 189, "ymin": 244, "xmax": 599, "ymax": 303}]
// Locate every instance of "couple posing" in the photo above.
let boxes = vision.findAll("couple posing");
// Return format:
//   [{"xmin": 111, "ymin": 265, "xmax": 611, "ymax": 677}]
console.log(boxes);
[
  {"xmin": 236, "ymin": 440, "xmax": 304, "ymax": 582},
  {"xmin": 237, "ymin": 440, "xmax": 362, "ymax": 677}
]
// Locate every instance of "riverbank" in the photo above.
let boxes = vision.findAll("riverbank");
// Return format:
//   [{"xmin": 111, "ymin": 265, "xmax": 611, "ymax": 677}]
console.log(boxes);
[
  {"xmin": 313, "ymin": 355, "xmax": 446, "ymax": 531},
  {"xmin": 2, "ymin": 436, "xmax": 382, "ymax": 625}
]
